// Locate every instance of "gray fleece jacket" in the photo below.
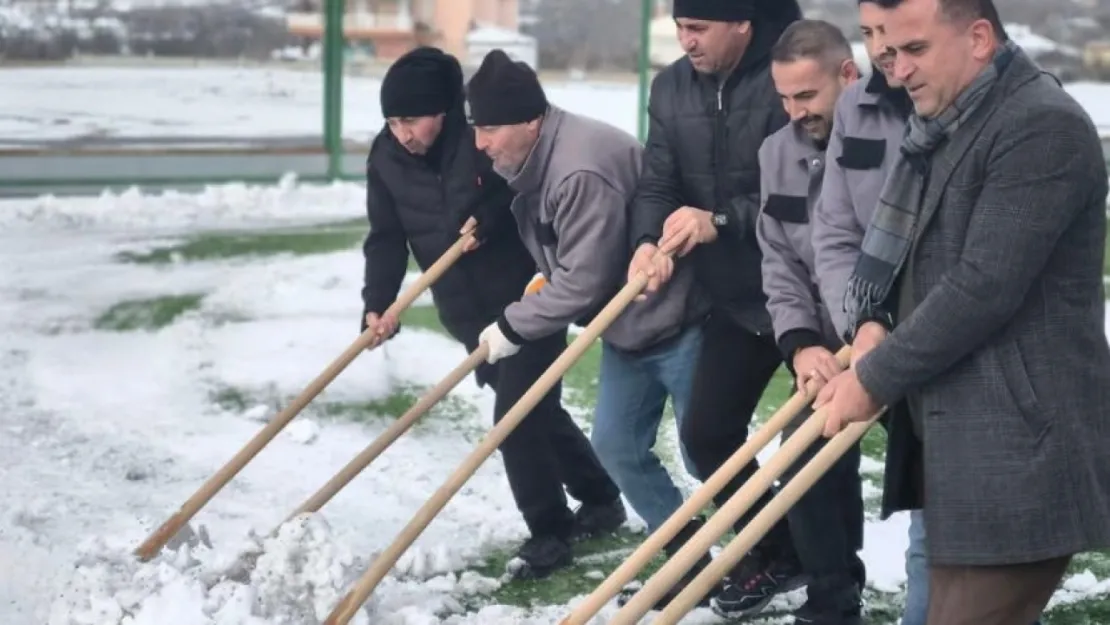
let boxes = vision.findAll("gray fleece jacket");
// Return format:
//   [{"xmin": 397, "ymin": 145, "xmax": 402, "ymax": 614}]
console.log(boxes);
[{"xmin": 496, "ymin": 105, "xmax": 705, "ymax": 353}]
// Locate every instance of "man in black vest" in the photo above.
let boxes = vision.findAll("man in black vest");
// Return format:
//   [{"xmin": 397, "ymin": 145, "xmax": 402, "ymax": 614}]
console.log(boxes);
[{"xmin": 361, "ymin": 46, "xmax": 624, "ymax": 579}]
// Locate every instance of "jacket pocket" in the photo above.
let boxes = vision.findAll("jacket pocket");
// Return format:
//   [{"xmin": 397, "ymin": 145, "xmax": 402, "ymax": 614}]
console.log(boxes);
[
  {"xmin": 997, "ymin": 339, "xmax": 1051, "ymax": 442},
  {"xmin": 837, "ymin": 137, "xmax": 886, "ymax": 170},
  {"xmin": 763, "ymin": 194, "xmax": 808, "ymax": 224}
]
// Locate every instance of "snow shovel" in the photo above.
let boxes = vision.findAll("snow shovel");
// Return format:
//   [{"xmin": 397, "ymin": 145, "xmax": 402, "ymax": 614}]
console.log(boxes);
[
  {"xmin": 652, "ymin": 410, "xmax": 886, "ymax": 624},
  {"xmin": 320, "ymin": 270, "xmax": 654, "ymax": 625},
  {"xmin": 281, "ymin": 272, "xmax": 550, "ymax": 524},
  {"xmin": 133, "ymin": 229, "xmax": 477, "ymax": 562},
  {"xmin": 281, "ymin": 343, "xmax": 490, "ymax": 523},
  {"xmin": 608, "ymin": 403, "xmax": 883, "ymax": 624},
  {"xmin": 208, "ymin": 344, "xmax": 492, "ymax": 586},
  {"xmin": 557, "ymin": 345, "xmax": 851, "ymax": 625}
]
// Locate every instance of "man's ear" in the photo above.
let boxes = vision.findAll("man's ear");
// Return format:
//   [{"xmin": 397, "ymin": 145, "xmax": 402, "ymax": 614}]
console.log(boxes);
[
  {"xmin": 968, "ymin": 18, "xmax": 996, "ymax": 63},
  {"xmin": 732, "ymin": 20, "xmax": 752, "ymax": 36},
  {"xmin": 839, "ymin": 58, "xmax": 861, "ymax": 85}
]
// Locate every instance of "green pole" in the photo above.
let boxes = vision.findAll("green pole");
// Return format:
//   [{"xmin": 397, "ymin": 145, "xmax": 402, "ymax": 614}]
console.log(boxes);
[
  {"xmin": 323, "ymin": 0, "xmax": 345, "ymax": 179},
  {"xmin": 637, "ymin": 0, "xmax": 652, "ymax": 143}
]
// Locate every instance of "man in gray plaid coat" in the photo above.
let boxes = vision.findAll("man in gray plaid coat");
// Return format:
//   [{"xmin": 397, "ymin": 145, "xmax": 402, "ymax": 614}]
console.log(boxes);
[{"xmin": 814, "ymin": 0, "xmax": 1110, "ymax": 622}]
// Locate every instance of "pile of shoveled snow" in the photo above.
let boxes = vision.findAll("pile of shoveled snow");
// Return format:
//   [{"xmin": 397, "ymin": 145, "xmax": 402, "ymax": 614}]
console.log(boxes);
[
  {"xmin": 0, "ymin": 174, "xmax": 365, "ymax": 233},
  {"xmin": 48, "ymin": 514, "xmax": 371, "ymax": 625},
  {"xmin": 45, "ymin": 514, "xmax": 542, "ymax": 625}
]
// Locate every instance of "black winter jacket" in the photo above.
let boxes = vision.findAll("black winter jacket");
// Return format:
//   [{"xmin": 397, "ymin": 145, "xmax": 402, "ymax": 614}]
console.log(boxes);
[
  {"xmin": 629, "ymin": 12, "xmax": 799, "ymax": 336},
  {"xmin": 360, "ymin": 110, "xmax": 536, "ymax": 350}
]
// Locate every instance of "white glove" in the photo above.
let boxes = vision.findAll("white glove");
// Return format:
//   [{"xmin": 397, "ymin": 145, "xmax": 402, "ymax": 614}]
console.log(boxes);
[{"xmin": 479, "ymin": 321, "xmax": 521, "ymax": 364}]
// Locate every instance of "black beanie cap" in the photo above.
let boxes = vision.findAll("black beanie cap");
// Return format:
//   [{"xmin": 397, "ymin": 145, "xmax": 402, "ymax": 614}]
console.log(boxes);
[
  {"xmin": 673, "ymin": 0, "xmax": 755, "ymax": 22},
  {"xmin": 465, "ymin": 49, "xmax": 548, "ymax": 127},
  {"xmin": 380, "ymin": 46, "xmax": 463, "ymax": 118}
]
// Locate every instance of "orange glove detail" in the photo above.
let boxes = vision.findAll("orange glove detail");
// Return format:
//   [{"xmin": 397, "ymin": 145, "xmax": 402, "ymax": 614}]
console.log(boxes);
[{"xmin": 524, "ymin": 274, "xmax": 546, "ymax": 296}]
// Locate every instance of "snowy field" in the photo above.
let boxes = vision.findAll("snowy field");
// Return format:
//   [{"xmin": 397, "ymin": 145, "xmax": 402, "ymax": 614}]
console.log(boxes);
[
  {"xmin": 3, "ymin": 65, "xmax": 1107, "ymax": 145},
  {"xmin": 1, "ymin": 64, "xmax": 1109, "ymax": 624},
  {"xmin": 1, "ymin": 179, "xmax": 1108, "ymax": 625},
  {"xmin": 0, "ymin": 66, "xmax": 641, "ymax": 145}
]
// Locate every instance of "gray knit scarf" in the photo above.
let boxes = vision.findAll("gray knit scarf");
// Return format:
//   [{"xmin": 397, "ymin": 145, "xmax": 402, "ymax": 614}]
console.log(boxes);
[{"xmin": 844, "ymin": 40, "xmax": 1019, "ymax": 328}]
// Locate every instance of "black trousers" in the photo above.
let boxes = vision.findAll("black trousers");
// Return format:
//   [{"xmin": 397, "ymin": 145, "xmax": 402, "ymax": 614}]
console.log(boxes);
[
  {"xmin": 781, "ymin": 405, "xmax": 865, "ymax": 589},
  {"xmin": 679, "ymin": 313, "xmax": 794, "ymax": 555},
  {"xmin": 477, "ymin": 329, "xmax": 620, "ymax": 539}
]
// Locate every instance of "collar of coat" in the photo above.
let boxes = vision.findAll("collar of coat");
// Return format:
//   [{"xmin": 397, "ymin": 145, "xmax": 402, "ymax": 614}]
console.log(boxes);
[
  {"xmin": 504, "ymin": 104, "xmax": 564, "ymax": 195},
  {"xmin": 861, "ymin": 66, "xmax": 913, "ymax": 119}
]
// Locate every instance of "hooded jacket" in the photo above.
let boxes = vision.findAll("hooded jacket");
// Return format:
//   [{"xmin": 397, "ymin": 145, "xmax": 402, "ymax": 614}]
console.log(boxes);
[
  {"xmin": 361, "ymin": 47, "xmax": 536, "ymax": 354},
  {"xmin": 628, "ymin": 1, "xmax": 803, "ymax": 336}
]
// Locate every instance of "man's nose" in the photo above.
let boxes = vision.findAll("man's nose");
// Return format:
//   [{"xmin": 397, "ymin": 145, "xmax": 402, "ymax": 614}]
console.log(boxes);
[
  {"xmin": 785, "ymin": 100, "xmax": 807, "ymax": 121},
  {"xmin": 893, "ymin": 53, "xmax": 914, "ymax": 83}
]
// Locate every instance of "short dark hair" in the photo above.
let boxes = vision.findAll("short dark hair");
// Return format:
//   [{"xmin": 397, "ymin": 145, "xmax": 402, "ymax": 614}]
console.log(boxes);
[
  {"xmin": 862, "ymin": 0, "xmax": 1008, "ymax": 41},
  {"xmin": 770, "ymin": 19, "xmax": 854, "ymax": 72}
]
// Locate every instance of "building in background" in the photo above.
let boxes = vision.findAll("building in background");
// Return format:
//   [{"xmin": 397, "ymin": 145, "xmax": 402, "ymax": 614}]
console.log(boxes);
[{"xmin": 285, "ymin": 0, "xmax": 526, "ymax": 64}]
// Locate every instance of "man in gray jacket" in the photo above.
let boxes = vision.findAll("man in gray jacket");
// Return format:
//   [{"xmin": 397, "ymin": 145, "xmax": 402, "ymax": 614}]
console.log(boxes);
[
  {"xmin": 808, "ymin": 2, "xmax": 927, "ymax": 622},
  {"xmin": 812, "ymin": 3, "xmax": 1043, "ymax": 624},
  {"xmin": 815, "ymin": 0, "xmax": 1110, "ymax": 622},
  {"xmin": 466, "ymin": 49, "xmax": 709, "ymax": 590},
  {"xmin": 741, "ymin": 19, "xmax": 864, "ymax": 625}
]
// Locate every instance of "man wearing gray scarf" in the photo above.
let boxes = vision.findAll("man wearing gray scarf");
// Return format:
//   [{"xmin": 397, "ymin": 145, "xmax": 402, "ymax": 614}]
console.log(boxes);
[{"xmin": 812, "ymin": 0, "xmax": 1110, "ymax": 622}]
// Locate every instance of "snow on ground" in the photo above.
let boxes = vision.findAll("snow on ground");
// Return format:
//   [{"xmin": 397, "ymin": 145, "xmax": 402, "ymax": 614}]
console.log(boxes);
[
  {"xmin": 0, "ymin": 189, "xmax": 527, "ymax": 624},
  {"xmin": 0, "ymin": 66, "xmax": 640, "ymax": 145},
  {"xmin": 2, "ymin": 180, "xmax": 1105, "ymax": 624},
  {"xmin": 3, "ymin": 54, "xmax": 1110, "ymax": 617},
  {"xmin": 1, "ymin": 65, "xmax": 1109, "ymax": 145},
  {"xmin": 0, "ymin": 173, "xmax": 364, "ymax": 232}
]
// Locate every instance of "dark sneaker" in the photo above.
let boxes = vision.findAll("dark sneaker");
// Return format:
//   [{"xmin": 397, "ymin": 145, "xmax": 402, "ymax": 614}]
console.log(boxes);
[
  {"xmin": 792, "ymin": 578, "xmax": 863, "ymax": 625},
  {"xmin": 615, "ymin": 517, "xmax": 721, "ymax": 611},
  {"xmin": 711, "ymin": 551, "xmax": 809, "ymax": 619},
  {"xmin": 505, "ymin": 534, "xmax": 572, "ymax": 580},
  {"xmin": 571, "ymin": 498, "xmax": 627, "ymax": 540},
  {"xmin": 615, "ymin": 553, "xmax": 720, "ymax": 610}
]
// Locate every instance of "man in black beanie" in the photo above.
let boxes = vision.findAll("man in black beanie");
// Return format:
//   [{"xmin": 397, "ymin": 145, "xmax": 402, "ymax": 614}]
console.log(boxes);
[
  {"xmin": 362, "ymin": 46, "xmax": 625, "ymax": 580},
  {"xmin": 467, "ymin": 49, "xmax": 714, "ymax": 601},
  {"xmin": 624, "ymin": 0, "xmax": 812, "ymax": 618}
]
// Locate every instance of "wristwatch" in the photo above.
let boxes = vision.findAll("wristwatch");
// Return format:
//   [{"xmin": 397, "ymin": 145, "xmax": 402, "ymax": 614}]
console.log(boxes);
[{"xmin": 711, "ymin": 212, "xmax": 728, "ymax": 227}]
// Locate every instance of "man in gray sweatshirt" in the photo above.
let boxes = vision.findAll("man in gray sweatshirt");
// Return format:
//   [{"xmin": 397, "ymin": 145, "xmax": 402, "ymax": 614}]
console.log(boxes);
[
  {"xmin": 739, "ymin": 19, "xmax": 865, "ymax": 625},
  {"xmin": 466, "ymin": 49, "xmax": 709, "ymax": 597}
]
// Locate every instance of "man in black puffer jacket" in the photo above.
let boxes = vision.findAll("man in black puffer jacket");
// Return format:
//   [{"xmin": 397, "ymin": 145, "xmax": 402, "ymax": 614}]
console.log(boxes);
[
  {"xmin": 361, "ymin": 46, "xmax": 623, "ymax": 578},
  {"xmin": 624, "ymin": 0, "xmax": 809, "ymax": 618}
]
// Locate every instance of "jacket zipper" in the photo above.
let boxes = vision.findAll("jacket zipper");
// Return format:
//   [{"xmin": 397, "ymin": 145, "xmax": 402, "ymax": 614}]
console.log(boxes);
[
  {"xmin": 713, "ymin": 73, "xmax": 764, "ymax": 336},
  {"xmin": 437, "ymin": 165, "xmax": 495, "ymax": 326},
  {"xmin": 713, "ymin": 81, "xmax": 727, "ymax": 218}
]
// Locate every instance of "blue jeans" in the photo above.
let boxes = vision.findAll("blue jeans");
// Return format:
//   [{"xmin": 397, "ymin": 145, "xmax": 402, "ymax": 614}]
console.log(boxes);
[
  {"xmin": 902, "ymin": 509, "xmax": 1044, "ymax": 625},
  {"xmin": 590, "ymin": 326, "xmax": 701, "ymax": 531},
  {"xmin": 902, "ymin": 510, "xmax": 929, "ymax": 625}
]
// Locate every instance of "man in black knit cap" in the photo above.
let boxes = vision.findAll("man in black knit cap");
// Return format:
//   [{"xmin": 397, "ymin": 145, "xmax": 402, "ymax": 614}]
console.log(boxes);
[
  {"xmin": 623, "ymin": 0, "xmax": 813, "ymax": 618},
  {"xmin": 466, "ymin": 49, "xmax": 710, "ymax": 594},
  {"xmin": 362, "ymin": 46, "xmax": 625, "ymax": 580}
]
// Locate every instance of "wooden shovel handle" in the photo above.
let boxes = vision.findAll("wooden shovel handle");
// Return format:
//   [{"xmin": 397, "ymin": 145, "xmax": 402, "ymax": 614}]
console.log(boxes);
[
  {"xmin": 132, "ymin": 231, "xmax": 475, "ymax": 561},
  {"xmin": 559, "ymin": 345, "xmax": 850, "ymax": 624},
  {"xmin": 322, "ymin": 273, "xmax": 650, "ymax": 624},
  {"xmin": 654, "ymin": 410, "xmax": 886, "ymax": 623},
  {"xmin": 281, "ymin": 344, "xmax": 489, "ymax": 524}
]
